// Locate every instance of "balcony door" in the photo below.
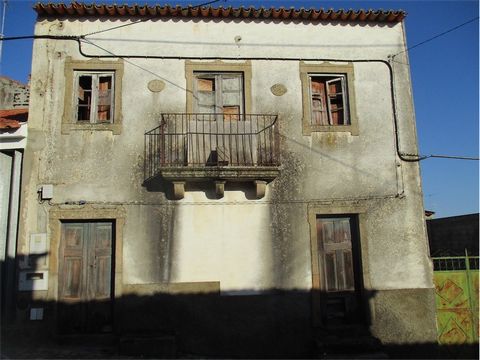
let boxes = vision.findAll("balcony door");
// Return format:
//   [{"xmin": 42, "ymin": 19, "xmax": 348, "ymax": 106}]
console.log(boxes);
[
  {"xmin": 58, "ymin": 221, "xmax": 114, "ymax": 334},
  {"xmin": 193, "ymin": 72, "xmax": 244, "ymax": 120},
  {"xmin": 189, "ymin": 72, "xmax": 257, "ymax": 166}
]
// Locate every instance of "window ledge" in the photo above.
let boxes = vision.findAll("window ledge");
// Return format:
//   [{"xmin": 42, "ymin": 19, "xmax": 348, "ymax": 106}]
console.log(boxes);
[
  {"xmin": 303, "ymin": 124, "xmax": 359, "ymax": 136},
  {"xmin": 61, "ymin": 123, "xmax": 122, "ymax": 135}
]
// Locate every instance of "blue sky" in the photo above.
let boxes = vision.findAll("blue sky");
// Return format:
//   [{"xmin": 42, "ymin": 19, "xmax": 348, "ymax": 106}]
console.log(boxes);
[{"xmin": 1, "ymin": 0, "xmax": 478, "ymax": 218}]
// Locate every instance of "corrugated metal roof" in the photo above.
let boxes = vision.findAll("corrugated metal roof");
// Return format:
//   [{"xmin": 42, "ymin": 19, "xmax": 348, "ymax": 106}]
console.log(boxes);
[
  {"xmin": 0, "ymin": 108, "xmax": 28, "ymax": 129},
  {"xmin": 34, "ymin": 3, "xmax": 406, "ymax": 23}
]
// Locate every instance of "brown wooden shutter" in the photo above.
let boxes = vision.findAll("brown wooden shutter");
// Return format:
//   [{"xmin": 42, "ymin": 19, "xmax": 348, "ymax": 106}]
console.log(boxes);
[
  {"xmin": 326, "ymin": 78, "xmax": 346, "ymax": 125},
  {"xmin": 97, "ymin": 75, "xmax": 112, "ymax": 122},
  {"xmin": 310, "ymin": 78, "xmax": 328, "ymax": 125}
]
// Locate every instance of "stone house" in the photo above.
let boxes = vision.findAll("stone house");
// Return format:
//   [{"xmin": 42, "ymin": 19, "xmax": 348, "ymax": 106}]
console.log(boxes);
[{"xmin": 12, "ymin": 3, "xmax": 437, "ymax": 357}]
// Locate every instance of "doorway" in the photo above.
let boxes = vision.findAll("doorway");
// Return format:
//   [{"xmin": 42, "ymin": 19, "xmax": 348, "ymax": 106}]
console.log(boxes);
[
  {"xmin": 314, "ymin": 215, "xmax": 363, "ymax": 326},
  {"xmin": 58, "ymin": 221, "xmax": 114, "ymax": 334}
]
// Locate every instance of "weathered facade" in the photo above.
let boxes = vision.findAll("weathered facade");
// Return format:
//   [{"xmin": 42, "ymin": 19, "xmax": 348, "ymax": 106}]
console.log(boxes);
[{"xmin": 12, "ymin": 3, "xmax": 437, "ymax": 357}]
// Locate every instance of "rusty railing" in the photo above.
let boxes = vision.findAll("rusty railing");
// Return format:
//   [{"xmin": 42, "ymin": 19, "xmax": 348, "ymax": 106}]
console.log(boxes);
[{"xmin": 144, "ymin": 113, "xmax": 279, "ymax": 181}]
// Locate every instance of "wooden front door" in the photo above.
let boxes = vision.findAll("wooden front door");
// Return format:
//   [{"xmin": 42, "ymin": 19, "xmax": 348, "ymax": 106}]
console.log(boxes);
[
  {"xmin": 315, "ymin": 215, "xmax": 363, "ymax": 326},
  {"xmin": 58, "ymin": 222, "xmax": 114, "ymax": 334}
]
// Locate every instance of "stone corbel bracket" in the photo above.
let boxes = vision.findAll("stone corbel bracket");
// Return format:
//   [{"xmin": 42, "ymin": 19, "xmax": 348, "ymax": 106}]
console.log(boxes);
[
  {"xmin": 215, "ymin": 181, "xmax": 226, "ymax": 199},
  {"xmin": 172, "ymin": 181, "xmax": 185, "ymax": 200},
  {"xmin": 254, "ymin": 180, "xmax": 267, "ymax": 199}
]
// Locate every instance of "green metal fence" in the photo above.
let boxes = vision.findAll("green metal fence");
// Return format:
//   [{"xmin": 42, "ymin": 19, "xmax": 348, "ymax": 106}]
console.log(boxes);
[{"xmin": 433, "ymin": 252, "xmax": 479, "ymax": 345}]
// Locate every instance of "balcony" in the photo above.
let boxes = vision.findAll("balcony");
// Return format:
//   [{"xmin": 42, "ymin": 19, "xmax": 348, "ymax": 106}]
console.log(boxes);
[{"xmin": 144, "ymin": 113, "xmax": 280, "ymax": 199}]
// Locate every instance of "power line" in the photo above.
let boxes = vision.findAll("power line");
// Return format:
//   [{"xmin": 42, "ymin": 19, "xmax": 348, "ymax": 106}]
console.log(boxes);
[
  {"xmin": 423, "ymin": 154, "xmax": 479, "ymax": 161},
  {"xmin": 0, "ymin": 0, "xmax": 226, "ymax": 41},
  {"xmin": 72, "ymin": 37, "xmax": 480, "ymax": 163},
  {"xmin": 1, "ymin": 34, "xmax": 78, "ymax": 41},
  {"xmin": 393, "ymin": 16, "xmax": 479, "ymax": 57},
  {"xmin": 80, "ymin": 38, "xmax": 194, "ymax": 96},
  {"xmin": 2, "ymin": 6, "xmax": 478, "ymax": 163},
  {"xmin": 0, "ymin": 0, "xmax": 8, "ymax": 74}
]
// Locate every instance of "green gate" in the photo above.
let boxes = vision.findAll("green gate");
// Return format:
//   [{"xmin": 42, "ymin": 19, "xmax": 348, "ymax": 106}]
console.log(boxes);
[{"xmin": 433, "ymin": 253, "xmax": 479, "ymax": 344}]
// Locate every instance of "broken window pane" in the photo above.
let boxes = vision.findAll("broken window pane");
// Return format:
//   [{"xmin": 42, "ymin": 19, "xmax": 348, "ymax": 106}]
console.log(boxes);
[
  {"xmin": 75, "ymin": 72, "xmax": 115, "ymax": 124},
  {"xmin": 77, "ymin": 75, "xmax": 92, "ymax": 121},
  {"xmin": 223, "ymin": 106, "xmax": 240, "ymax": 121},
  {"xmin": 197, "ymin": 78, "xmax": 215, "ymax": 92}
]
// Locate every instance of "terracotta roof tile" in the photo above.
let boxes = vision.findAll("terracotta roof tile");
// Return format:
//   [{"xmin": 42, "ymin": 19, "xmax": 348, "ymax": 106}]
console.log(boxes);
[
  {"xmin": 33, "ymin": 3, "xmax": 406, "ymax": 23},
  {"xmin": 0, "ymin": 118, "xmax": 21, "ymax": 129},
  {"xmin": 0, "ymin": 108, "xmax": 29, "ymax": 129}
]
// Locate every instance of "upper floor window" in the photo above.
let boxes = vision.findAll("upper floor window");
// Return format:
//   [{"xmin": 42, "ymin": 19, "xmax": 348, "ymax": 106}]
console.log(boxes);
[
  {"xmin": 310, "ymin": 75, "xmax": 349, "ymax": 126},
  {"xmin": 76, "ymin": 72, "xmax": 114, "ymax": 123},
  {"xmin": 186, "ymin": 60, "xmax": 252, "ymax": 117},
  {"xmin": 300, "ymin": 62, "xmax": 358, "ymax": 135},
  {"xmin": 194, "ymin": 72, "xmax": 244, "ymax": 120},
  {"xmin": 62, "ymin": 58, "xmax": 123, "ymax": 135}
]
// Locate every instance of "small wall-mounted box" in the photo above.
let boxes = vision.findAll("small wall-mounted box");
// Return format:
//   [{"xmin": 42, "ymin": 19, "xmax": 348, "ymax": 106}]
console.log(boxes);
[
  {"xmin": 19, "ymin": 270, "xmax": 49, "ymax": 291},
  {"xmin": 30, "ymin": 308, "xmax": 44, "ymax": 320},
  {"xmin": 40, "ymin": 184, "xmax": 53, "ymax": 200}
]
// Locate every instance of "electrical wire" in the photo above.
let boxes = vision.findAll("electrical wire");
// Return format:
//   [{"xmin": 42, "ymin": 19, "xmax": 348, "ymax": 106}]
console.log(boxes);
[
  {"xmin": 78, "ymin": 39, "xmax": 480, "ymax": 163},
  {"xmin": 80, "ymin": 38, "xmax": 194, "ymax": 95},
  {"xmin": 415, "ymin": 154, "xmax": 479, "ymax": 161},
  {"xmin": 75, "ymin": 36, "xmax": 427, "ymax": 162},
  {"xmin": 393, "ymin": 16, "xmax": 479, "ymax": 58},
  {"xmin": 3, "ymin": 32, "xmax": 475, "ymax": 163},
  {"xmin": 1, "ymin": 9, "xmax": 478, "ymax": 162},
  {"xmin": 1, "ymin": 0, "xmax": 226, "ymax": 41}
]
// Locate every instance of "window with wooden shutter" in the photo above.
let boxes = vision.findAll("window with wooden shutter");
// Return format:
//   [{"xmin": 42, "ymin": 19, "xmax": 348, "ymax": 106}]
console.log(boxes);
[
  {"xmin": 193, "ymin": 72, "xmax": 244, "ymax": 120},
  {"xmin": 309, "ymin": 75, "xmax": 349, "ymax": 126},
  {"xmin": 75, "ymin": 72, "xmax": 114, "ymax": 124}
]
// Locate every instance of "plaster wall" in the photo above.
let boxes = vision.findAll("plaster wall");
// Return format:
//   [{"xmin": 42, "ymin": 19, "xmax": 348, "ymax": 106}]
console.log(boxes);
[
  {"xmin": 0, "ymin": 152, "xmax": 12, "ymax": 263},
  {"xmin": 0, "ymin": 123, "xmax": 28, "ymax": 150},
  {"xmin": 15, "ymin": 15, "xmax": 436, "ymax": 347}
]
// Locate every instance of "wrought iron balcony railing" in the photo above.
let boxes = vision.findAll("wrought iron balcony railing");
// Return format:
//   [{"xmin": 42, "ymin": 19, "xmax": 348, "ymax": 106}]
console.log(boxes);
[{"xmin": 144, "ymin": 113, "xmax": 280, "ymax": 182}]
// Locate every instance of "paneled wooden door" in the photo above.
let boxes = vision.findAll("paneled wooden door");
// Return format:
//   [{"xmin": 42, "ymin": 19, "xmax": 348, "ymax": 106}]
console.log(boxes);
[
  {"xmin": 58, "ymin": 222, "xmax": 114, "ymax": 334},
  {"xmin": 315, "ymin": 216, "xmax": 363, "ymax": 326}
]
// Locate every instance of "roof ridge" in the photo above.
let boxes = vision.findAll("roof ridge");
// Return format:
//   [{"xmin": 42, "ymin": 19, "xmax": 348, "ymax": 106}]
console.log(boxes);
[{"xmin": 33, "ymin": 3, "xmax": 406, "ymax": 23}]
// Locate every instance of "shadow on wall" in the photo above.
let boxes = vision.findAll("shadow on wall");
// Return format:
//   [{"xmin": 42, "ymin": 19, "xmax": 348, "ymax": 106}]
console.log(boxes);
[{"xmin": 1, "ymin": 255, "xmax": 478, "ymax": 359}]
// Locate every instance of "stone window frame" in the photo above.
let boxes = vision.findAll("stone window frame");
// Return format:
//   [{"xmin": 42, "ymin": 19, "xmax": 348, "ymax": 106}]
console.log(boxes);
[
  {"xmin": 300, "ymin": 62, "xmax": 359, "ymax": 136},
  {"xmin": 63, "ymin": 58, "xmax": 124, "ymax": 135},
  {"xmin": 47, "ymin": 205, "xmax": 125, "ymax": 329},
  {"xmin": 307, "ymin": 204, "xmax": 370, "ymax": 326},
  {"xmin": 185, "ymin": 60, "xmax": 252, "ymax": 114}
]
